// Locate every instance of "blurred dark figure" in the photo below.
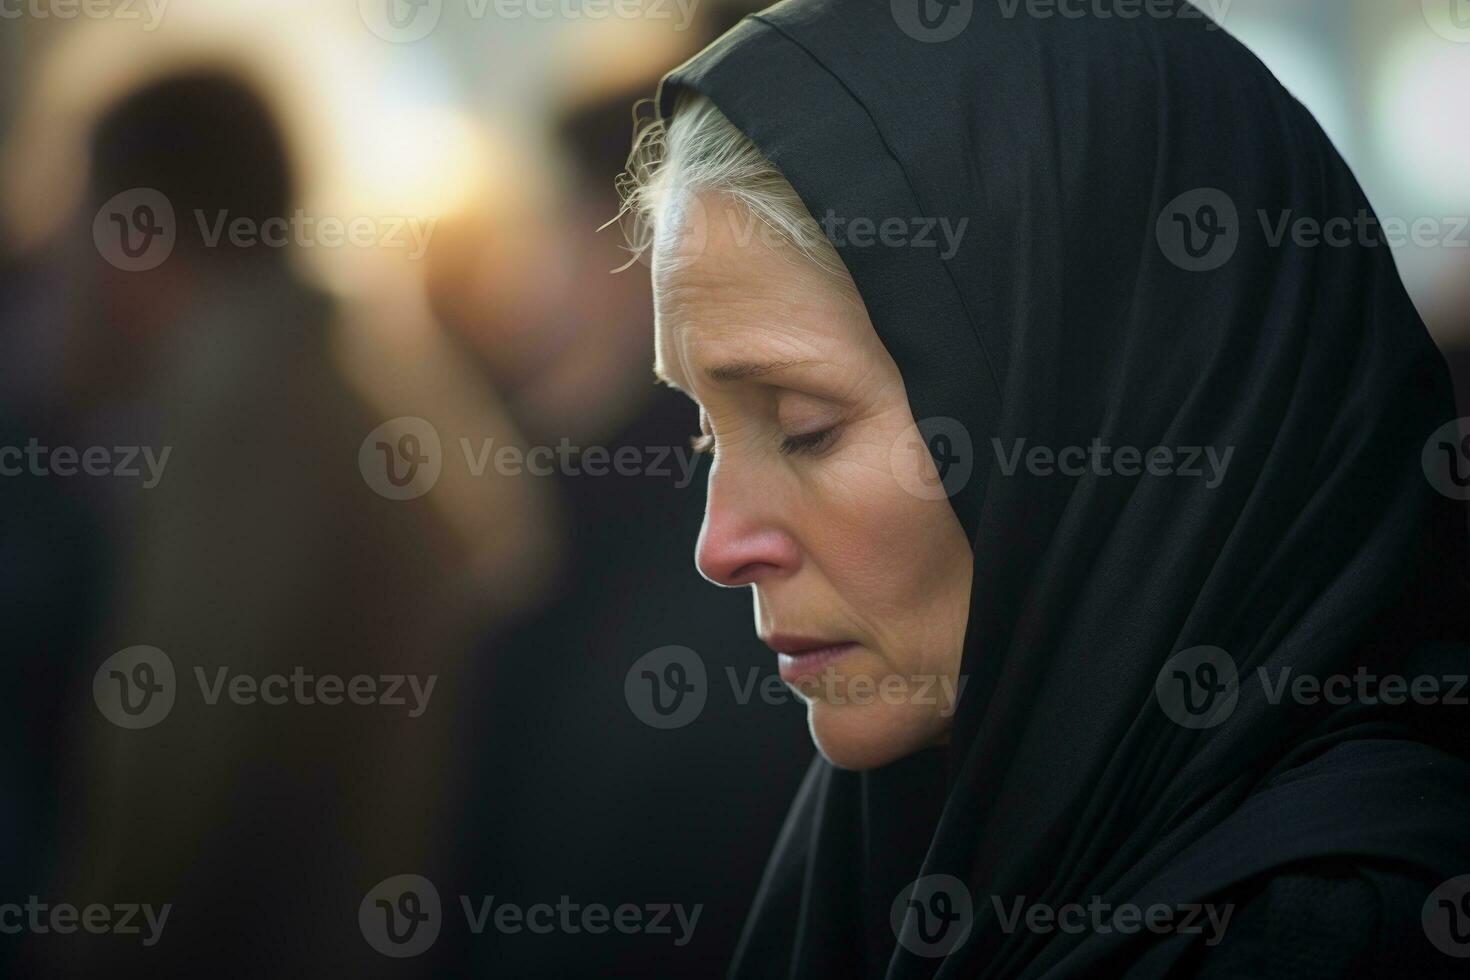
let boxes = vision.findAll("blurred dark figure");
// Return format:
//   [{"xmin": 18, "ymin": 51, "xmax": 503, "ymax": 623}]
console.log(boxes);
[
  {"xmin": 21, "ymin": 69, "xmax": 552, "ymax": 977},
  {"xmin": 435, "ymin": 10, "xmax": 813, "ymax": 977},
  {"xmin": 0, "ymin": 251, "xmax": 110, "ymax": 978}
]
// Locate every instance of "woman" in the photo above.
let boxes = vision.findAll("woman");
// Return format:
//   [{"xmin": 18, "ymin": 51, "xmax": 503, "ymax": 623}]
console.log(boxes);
[{"xmin": 619, "ymin": 1, "xmax": 1470, "ymax": 976}]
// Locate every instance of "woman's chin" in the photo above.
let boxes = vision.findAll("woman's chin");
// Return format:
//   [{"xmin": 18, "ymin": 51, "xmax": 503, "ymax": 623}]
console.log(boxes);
[{"xmin": 806, "ymin": 698, "xmax": 947, "ymax": 771}]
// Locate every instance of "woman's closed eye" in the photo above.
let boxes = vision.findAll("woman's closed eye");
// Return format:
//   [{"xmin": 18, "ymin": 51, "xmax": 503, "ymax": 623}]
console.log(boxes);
[
  {"xmin": 688, "ymin": 397, "xmax": 842, "ymax": 458},
  {"xmin": 779, "ymin": 426, "xmax": 838, "ymax": 456},
  {"xmin": 689, "ymin": 426, "xmax": 838, "ymax": 456}
]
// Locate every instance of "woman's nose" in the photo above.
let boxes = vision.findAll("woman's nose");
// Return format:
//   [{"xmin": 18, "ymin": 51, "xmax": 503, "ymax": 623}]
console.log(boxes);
[{"xmin": 694, "ymin": 474, "xmax": 799, "ymax": 587}]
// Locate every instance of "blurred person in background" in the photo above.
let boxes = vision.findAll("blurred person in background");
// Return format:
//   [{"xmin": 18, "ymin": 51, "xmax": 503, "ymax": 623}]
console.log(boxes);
[
  {"xmin": 15, "ymin": 65, "xmax": 554, "ymax": 976},
  {"xmin": 0, "ymin": 250, "xmax": 110, "ymax": 978}
]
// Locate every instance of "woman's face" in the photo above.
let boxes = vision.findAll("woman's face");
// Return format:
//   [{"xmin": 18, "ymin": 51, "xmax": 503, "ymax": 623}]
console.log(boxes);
[{"xmin": 652, "ymin": 192, "xmax": 973, "ymax": 770}]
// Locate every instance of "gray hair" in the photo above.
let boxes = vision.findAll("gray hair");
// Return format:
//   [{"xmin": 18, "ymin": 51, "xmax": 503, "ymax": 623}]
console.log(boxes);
[{"xmin": 615, "ymin": 91, "xmax": 848, "ymax": 281}]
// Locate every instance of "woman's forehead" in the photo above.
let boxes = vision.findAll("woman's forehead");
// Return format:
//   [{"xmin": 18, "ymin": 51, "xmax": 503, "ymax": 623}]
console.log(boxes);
[{"xmin": 655, "ymin": 272, "xmax": 870, "ymax": 389}]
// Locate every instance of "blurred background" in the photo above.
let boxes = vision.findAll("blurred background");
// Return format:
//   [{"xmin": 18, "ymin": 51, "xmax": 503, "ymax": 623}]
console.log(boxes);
[{"xmin": 0, "ymin": 0, "xmax": 1465, "ymax": 976}]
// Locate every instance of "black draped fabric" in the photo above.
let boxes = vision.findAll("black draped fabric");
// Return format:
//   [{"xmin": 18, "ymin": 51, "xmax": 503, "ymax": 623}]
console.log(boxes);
[{"xmin": 651, "ymin": 1, "xmax": 1470, "ymax": 976}]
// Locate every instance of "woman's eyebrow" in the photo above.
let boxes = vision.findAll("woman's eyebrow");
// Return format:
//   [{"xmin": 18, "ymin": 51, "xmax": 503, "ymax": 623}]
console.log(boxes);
[
  {"xmin": 704, "ymin": 359, "xmax": 813, "ymax": 383},
  {"xmin": 653, "ymin": 357, "xmax": 816, "ymax": 391}
]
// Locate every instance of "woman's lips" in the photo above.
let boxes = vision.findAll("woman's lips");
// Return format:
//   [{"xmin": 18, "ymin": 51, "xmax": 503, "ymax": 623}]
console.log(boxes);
[{"xmin": 769, "ymin": 638, "xmax": 860, "ymax": 684}]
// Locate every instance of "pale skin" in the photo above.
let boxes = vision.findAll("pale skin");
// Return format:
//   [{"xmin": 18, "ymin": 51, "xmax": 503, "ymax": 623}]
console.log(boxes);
[{"xmin": 652, "ymin": 191, "xmax": 974, "ymax": 770}]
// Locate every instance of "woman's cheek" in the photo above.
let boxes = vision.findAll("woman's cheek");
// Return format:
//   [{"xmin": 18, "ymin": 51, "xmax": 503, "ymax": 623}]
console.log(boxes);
[{"xmin": 815, "ymin": 493, "xmax": 928, "ymax": 616}]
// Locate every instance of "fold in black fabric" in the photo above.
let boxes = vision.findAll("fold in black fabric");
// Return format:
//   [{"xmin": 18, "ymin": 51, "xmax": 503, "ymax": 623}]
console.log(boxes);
[{"xmin": 654, "ymin": 1, "xmax": 1470, "ymax": 976}]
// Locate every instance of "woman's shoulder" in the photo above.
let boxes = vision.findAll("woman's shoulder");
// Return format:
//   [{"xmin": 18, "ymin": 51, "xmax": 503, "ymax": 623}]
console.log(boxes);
[
  {"xmin": 1166, "ymin": 737, "xmax": 1470, "ymax": 977},
  {"xmin": 1182, "ymin": 860, "xmax": 1457, "ymax": 979}
]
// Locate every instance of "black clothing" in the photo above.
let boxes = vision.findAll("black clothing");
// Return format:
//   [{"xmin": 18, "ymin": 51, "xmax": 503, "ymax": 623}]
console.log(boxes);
[{"xmin": 654, "ymin": 1, "xmax": 1470, "ymax": 976}]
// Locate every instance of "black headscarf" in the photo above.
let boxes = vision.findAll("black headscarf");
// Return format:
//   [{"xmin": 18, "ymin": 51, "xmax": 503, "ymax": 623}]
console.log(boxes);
[{"xmin": 653, "ymin": 1, "xmax": 1470, "ymax": 976}]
